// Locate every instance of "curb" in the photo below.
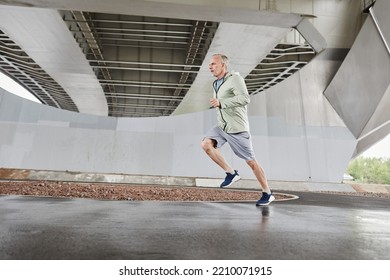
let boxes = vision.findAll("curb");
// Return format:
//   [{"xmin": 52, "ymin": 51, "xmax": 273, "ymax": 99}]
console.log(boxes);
[{"xmin": 1, "ymin": 168, "xmax": 389, "ymax": 194}]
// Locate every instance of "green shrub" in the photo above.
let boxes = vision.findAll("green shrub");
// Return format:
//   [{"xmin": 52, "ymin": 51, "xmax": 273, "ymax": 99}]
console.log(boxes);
[{"xmin": 347, "ymin": 157, "xmax": 390, "ymax": 184}]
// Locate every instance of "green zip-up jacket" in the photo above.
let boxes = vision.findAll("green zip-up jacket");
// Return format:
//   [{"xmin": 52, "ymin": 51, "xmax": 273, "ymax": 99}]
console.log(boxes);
[{"xmin": 213, "ymin": 71, "xmax": 250, "ymax": 133}]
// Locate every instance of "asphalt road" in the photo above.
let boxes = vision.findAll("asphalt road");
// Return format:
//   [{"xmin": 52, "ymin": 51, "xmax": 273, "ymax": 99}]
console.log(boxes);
[{"xmin": 0, "ymin": 191, "xmax": 389, "ymax": 259}]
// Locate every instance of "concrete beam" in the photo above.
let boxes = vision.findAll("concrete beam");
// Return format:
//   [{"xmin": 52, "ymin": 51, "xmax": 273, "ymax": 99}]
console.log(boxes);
[
  {"xmin": 0, "ymin": 6, "xmax": 108, "ymax": 116},
  {"xmin": 173, "ymin": 22, "xmax": 289, "ymax": 115},
  {"xmin": 0, "ymin": 0, "xmax": 303, "ymax": 28}
]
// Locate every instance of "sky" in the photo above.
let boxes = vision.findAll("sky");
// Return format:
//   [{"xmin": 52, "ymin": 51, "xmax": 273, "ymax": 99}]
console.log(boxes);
[
  {"xmin": 0, "ymin": 72, "xmax": 41, "ymax": 103},
  {"xmin": 0, "ymin": 72, "xmax": 389, "ymax": 158}
]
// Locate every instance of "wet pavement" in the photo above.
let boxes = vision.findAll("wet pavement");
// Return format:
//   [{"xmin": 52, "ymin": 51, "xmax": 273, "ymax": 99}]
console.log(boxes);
[{"xmin": 0, "ymin": 192, "xmax": 389, "ymax": 260}]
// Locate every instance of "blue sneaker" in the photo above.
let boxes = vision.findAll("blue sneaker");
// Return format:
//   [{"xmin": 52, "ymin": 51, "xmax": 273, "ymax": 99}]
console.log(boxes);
[
  {"xmin": 220, "ymin": 170, "xmax": 240, "ymax": 188},
  {"xmin": 256, "ymin": 192, "xmax": 275, "ymax": 206}
]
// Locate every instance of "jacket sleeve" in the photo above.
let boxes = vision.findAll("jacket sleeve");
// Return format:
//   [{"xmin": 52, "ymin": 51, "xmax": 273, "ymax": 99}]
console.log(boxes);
[{"xmin": 219, "ymin": 74, "xmax": 250, "ymax": 109}]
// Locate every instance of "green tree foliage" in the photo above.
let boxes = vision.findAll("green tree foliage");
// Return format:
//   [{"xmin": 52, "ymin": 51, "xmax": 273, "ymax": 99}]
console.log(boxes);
[{"xmin": 347, "ymin": 157, "xmax": 390, "ymax": 184}]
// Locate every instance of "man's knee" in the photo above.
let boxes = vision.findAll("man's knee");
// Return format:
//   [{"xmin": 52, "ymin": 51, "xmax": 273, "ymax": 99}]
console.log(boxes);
[
  {"xmin": 201, "ymin": 138, "xmax": 216, "ymax": 152},
  {"xmin": 246, "ymin": 159, "xmax": 258, "ymax": 169}
]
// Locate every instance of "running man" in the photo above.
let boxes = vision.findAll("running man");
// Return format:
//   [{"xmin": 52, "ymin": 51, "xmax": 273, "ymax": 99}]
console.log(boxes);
[{"xmin": 201, "ymin": 54, "xmax": 274, "ymax": 206}]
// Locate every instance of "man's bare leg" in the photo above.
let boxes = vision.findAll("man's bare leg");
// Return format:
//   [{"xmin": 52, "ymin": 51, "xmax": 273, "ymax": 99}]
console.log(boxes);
[
  {"xmin": 246, "ymin": 159, "xmax": 271, "ymax": 194},
  {"xmin": 201, "ymin": 138, "xmax": 234, "ymax": 173}
]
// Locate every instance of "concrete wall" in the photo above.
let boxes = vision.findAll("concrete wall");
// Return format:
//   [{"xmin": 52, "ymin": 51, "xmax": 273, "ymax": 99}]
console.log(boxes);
[{"xmin": 0, "ymin": 50, "xmax": 356, "ymax": 183}]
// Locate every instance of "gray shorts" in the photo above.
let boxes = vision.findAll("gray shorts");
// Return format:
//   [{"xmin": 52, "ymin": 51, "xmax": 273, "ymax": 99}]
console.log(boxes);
[{"xmin": 204, "ymin": 126, "xmax": 256, "ymax": 160}]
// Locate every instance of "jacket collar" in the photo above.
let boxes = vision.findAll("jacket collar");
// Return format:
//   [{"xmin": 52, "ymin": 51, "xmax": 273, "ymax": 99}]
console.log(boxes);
[{"xmin": 214, "ymin": 70, "xmax": 234, "ymax": 82}]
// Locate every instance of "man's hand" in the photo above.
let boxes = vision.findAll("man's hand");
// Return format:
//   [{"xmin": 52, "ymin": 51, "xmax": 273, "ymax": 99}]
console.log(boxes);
[{"xmin": 210, "ymin": 98, "xmax": 220, "ymax": 108}]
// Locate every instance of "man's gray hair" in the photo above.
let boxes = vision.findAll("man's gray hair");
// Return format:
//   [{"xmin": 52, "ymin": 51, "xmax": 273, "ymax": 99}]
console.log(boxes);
[{"xmin": 212, "ymin": 53, "xmax": 229, "ymax": 69}]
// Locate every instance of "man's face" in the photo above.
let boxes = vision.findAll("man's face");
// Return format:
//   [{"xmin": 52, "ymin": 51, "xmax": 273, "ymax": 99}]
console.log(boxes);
[{"xmin": 209, "ymin": 56, "xmax": 225, "ymax": 78}]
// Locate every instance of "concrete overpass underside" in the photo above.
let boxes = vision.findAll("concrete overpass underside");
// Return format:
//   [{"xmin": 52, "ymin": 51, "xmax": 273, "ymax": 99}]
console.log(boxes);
[{"xmin": 0, "ymin": 0, "xmax": 389, "ymax": 183}]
